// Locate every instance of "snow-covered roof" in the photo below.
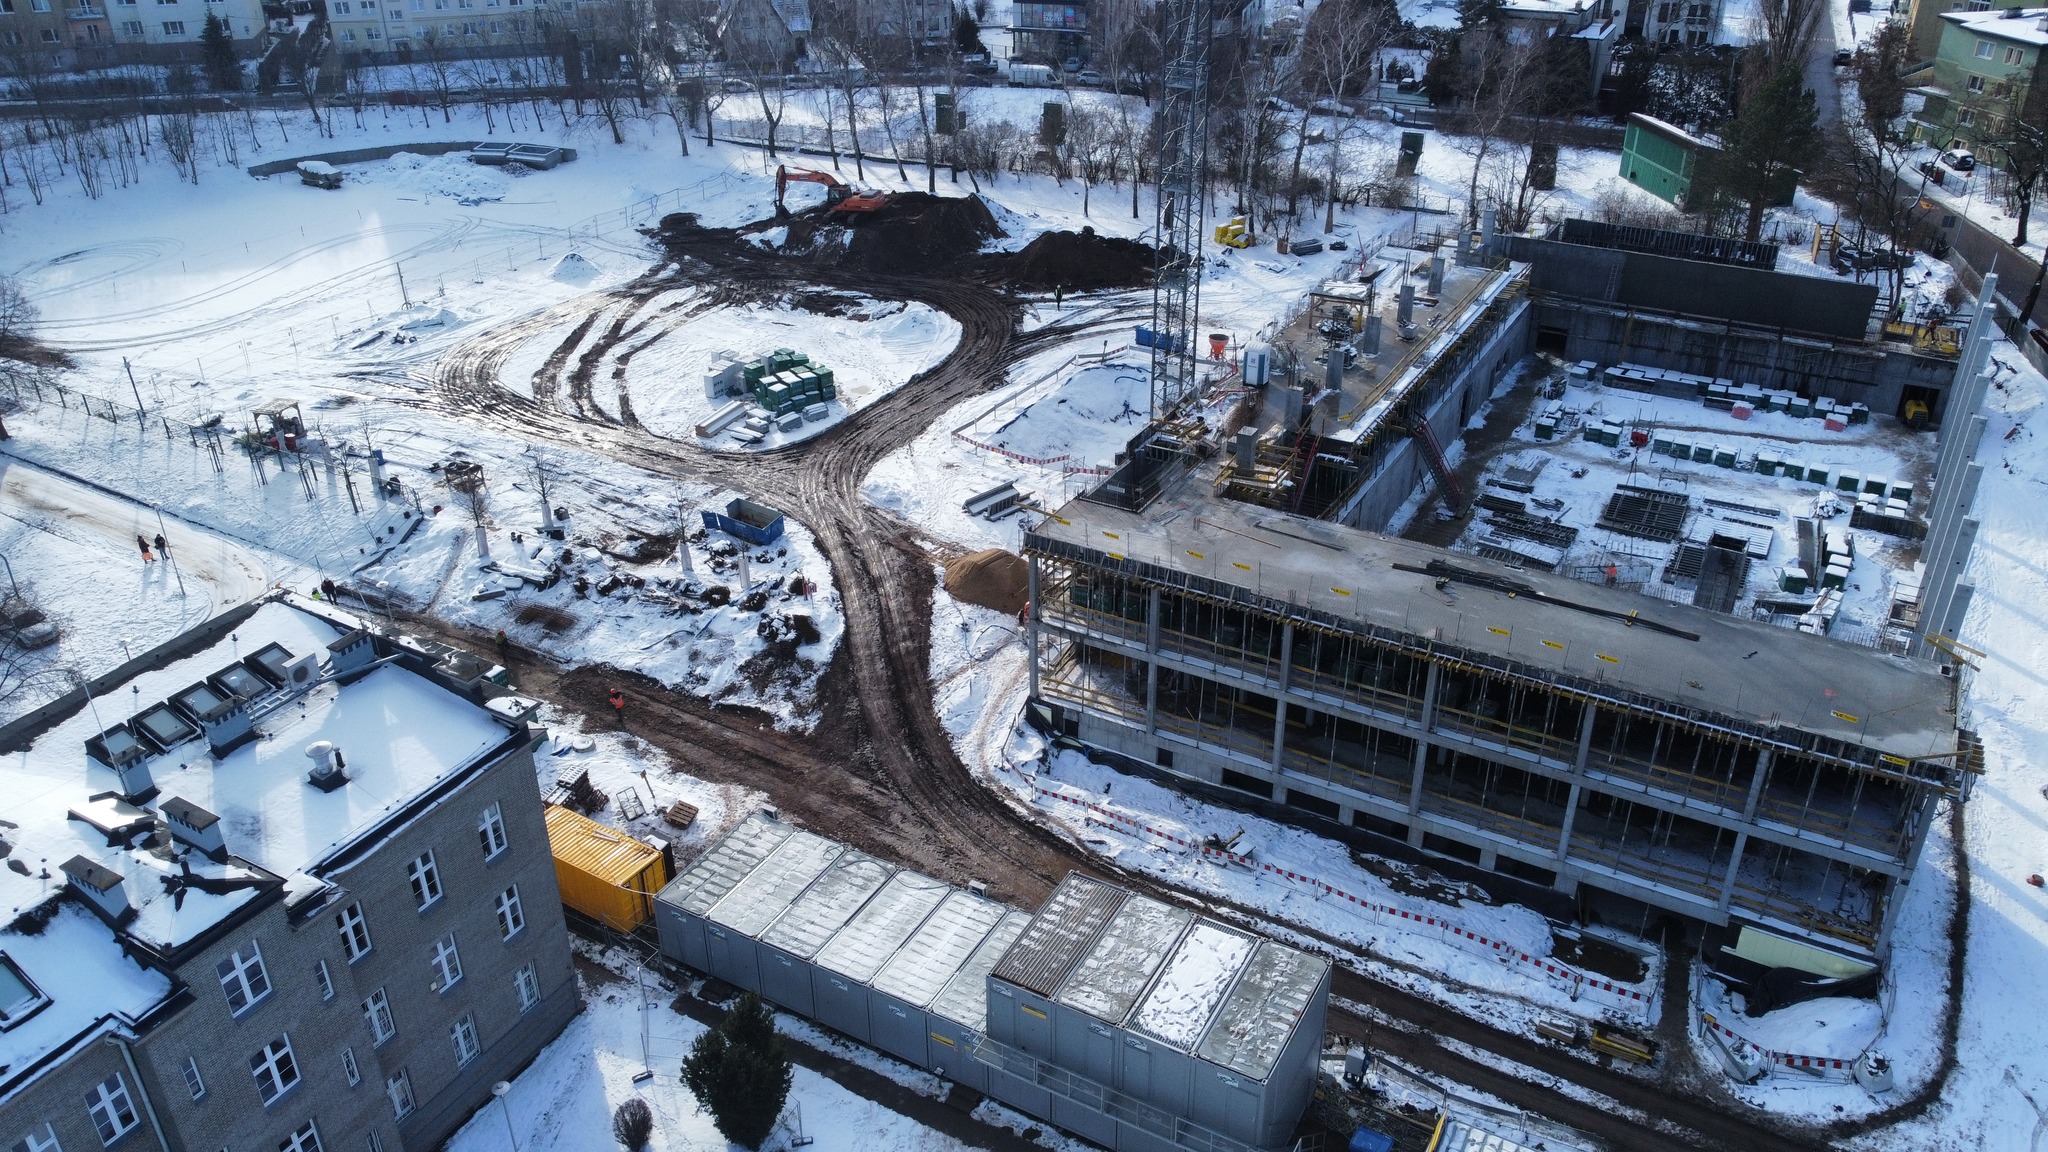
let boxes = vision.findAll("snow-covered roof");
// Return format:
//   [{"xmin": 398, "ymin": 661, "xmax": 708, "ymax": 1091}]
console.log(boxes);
[
  {"xmin": 0, "ymin": 597, "xmax": 529, "ymax": 1099},
  {"xmin": 0, "ymin": 904, "xmax": 173, "ymax": 1105},
  {"xmin": 758, "ymin": 848, "xmax": 893, "ymax": 960},
  {"xmin": 870, "ymin": 889, "xmax": 1009, "ymax": 1009},
  {"xmin": 1053, "ymin": 894, "xmax": 1192, "ymax": 1026},
  {"xmin": 706, "ymin": 830, "xmax": 842, "ymax": 937},
  {"xmin": 1128, "ymin": 921, "xmax": 1261, "ymax": 1051},
  {"xmin": 1193, "ymin": 940, "xmax": 1329, "ymax": 1082},
  {"xmin": 813, "ymin": 869, "xmax": 950, "ymax": 983},
  {"xmin": 659, "ymin": 812, "xmax": 794, "ymax": 917},
  {"xmin": 990, "ymin": 873, "xmax": 1128, "ymax": 996},
  {"xmin": 1940, "ymin": 6, "xmax": 2048, "ymax": 46},
  {"xmin": 928, "ymin": 910, "xmax": 1031, "ymax": 1032}
]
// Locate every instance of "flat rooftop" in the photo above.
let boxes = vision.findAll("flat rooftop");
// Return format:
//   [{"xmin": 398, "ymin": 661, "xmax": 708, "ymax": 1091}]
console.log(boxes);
[
  {"xmin": 1031, "ymin": 493, "xmax": 1959, "ymax": 762},
  {"xmin": 0, "ymin": 597, "xmax": 526, "ymax": 1097}
]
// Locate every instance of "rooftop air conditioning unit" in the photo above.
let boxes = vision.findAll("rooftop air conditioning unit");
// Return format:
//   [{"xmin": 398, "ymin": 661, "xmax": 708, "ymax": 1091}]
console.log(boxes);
[{"xmin": 283, "ymin": 652, "xmax": 322, "ymax": 691}]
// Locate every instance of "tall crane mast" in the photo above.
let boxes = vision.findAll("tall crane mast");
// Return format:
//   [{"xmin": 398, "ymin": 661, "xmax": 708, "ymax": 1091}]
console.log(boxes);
[{"xmin": 1147, "ymin": 0, "xmax": 1219, "ymax": 421}]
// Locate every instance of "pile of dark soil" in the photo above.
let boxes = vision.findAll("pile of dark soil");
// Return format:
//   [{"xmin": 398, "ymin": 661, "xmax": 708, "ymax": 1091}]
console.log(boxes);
[
  {"xmin": 944, "ymin": 548, "xmax": 1030, "ymax": 616},
  {"xmin": 840, "ymin": 192, "xmax": 1004, "ymax": 274},
  {"xmin": 999, "ymin": 226, "xmax": 1155, "ymax": 290}
]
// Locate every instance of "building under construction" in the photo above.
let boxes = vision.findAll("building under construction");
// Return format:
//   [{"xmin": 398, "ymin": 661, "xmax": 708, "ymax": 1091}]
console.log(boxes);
[{"xmin": 1022, "ymin": 222, "xmax": 1981, "ymax": 967}]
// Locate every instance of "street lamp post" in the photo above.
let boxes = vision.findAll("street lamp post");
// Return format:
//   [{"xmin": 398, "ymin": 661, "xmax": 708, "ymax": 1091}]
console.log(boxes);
[
  {"xmin": 491, "ymin": 1082, "xmax": 519, "ymax": 1152},
  {"xmin": 151, "ymin": 503, "xmax": 187, "ymax": 597},
  {"xmin": 0, "ymin": 553, "xmax": 17, "ymax": 598}
]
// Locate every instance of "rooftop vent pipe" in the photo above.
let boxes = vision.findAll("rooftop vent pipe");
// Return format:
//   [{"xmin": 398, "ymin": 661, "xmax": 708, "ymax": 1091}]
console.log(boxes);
[{"xmin": 306, "ymin": 741, "xmax": 348, "ymax": 792}]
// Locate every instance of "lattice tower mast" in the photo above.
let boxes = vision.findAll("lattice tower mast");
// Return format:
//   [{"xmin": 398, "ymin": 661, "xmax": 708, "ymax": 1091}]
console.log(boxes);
[{"xmin": 1147, "ymin": 0, "xmax": 1218, "ymax": 420}]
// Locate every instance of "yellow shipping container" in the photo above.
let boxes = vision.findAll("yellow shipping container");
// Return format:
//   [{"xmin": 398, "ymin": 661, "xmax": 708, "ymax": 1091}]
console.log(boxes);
[{"xmin": 544, "ymin": 805, "xmax": 669, "ymax": 932}]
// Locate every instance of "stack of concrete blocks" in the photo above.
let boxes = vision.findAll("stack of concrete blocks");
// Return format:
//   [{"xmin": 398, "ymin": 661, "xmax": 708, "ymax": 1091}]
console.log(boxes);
[{"xmin": 743, "ymin": 349, "xmax": 838, "ymax": 418}]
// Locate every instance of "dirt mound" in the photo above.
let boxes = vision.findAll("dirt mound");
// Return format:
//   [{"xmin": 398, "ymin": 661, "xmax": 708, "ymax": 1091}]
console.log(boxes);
[
  {"xmin": 1000, "ymin": 227, "xmax": 1155, "ymax": 290},
  {"xmin": 943, "ymin": 548, "xmax": 1030, "ymax": 616},
  {"xmin": 840, "ymin": 192, "xmax": 1004, "ymax": 274}
]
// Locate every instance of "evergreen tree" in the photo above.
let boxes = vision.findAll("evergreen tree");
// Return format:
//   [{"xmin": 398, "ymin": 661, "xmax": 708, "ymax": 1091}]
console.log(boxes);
[
  {"xmin": 680, "ymin": 992, "xmax": 791, "ymax": 1150},
  {"xmin": 200, "ymin": 12, "xmax": 241, "ymax": 92},
  {"xmin": 953, "ymin": 5, "xmax": 982, "ymax": 55},
  {"xmin": 1694, "ymin": 65, "xmax": 1817, "ymax": 240}
]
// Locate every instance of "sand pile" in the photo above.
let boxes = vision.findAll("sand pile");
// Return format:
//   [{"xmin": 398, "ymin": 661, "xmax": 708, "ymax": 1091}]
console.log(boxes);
[{"xmin": 943, "ymin": 548, "xmax": 1030, "ymax": 616}]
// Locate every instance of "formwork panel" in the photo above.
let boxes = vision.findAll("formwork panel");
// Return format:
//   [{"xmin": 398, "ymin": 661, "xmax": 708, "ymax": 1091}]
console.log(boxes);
[{"xmin": 655, "ymin": 813, "xmax": 793, "ymax": 971}]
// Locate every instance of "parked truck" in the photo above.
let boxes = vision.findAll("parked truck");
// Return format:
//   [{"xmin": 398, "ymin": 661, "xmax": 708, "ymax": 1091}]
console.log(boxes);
[{"xmin": 1008, "ymin": 63, "xmax": 1058, "ymax": 87}]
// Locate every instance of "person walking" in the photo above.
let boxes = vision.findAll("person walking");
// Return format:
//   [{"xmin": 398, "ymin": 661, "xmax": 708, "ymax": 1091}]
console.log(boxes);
[
  {"xmin": 136, "ymin": 535, "xmax": 154, "ymax": 563},
  {"xmin": 608, "ymin": 689, "xmax": 627, "ymax": 724},
  {"xmin": 154, "ymin": 533, "xmax": 169, "ymax": 559}
]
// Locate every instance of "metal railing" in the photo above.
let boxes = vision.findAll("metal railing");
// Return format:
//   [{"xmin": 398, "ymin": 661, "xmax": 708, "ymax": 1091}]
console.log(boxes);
[{"xmin": 971, "ymin": 1035, "xmax": 1261, "ymax": 1152}]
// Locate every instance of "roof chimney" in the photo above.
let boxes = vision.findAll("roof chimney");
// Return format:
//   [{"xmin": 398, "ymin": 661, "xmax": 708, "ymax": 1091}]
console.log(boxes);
[
  {"xmin": 161, "ymin": 796, "xmax": 228, "ymax": 861},
  {"xmin": 86, "ymin": 726, "xmax": 156, "ymax": 802},
  {"xmin": 60, "ymin": 856, "xmax": 131, "ymax": 921},
  {"xmin": 306, "ymin": 741, "xmax": 348, "ymax": 792},
  {"xmin": 203, "ymin": 700, "xmax": 256, "ymax": 758}
]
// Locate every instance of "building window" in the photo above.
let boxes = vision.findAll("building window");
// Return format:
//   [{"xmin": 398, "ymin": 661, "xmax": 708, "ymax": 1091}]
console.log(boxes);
[
  {"xmin": 332, "ymin": 0, "xmax": 347, "ymax": 9},
  {"xmin": 2004, "ymin": 45, "xmax": 2025, "ymax": 65},
  {"xmin": 363, "ymin": 988, "xmax": 396, "ymax": 1045},
  {"xmin": 85, "ymin": 1075, "xmax": 140, "ymax": 1145},
  {"xmin": 366, "ymin": 25, "xmax": 379, "ymax": 35},
  {"xmin": 431, "ymin": 935, "xmax": 463, "ymax": 990},
  {"xmin": 1968, "ymin": 73, "xmax": 1987, "ymax": 92},
  {"xmin": 217, "ymin": 943, "xmax": 272, "ymax": 1017},
  {"xmin": 12, "ymin": 1125, "xmax": 60, "ymax": 1152},
  {"xmin": 386, "ymin": 1070, "xmax": 415, "ymax": 1119},
  {"xmin": 341, "ymin": 1047, "xmax": 362, "ymax": 1087},
  {"xmin": 495, "ymin": 886, "xmax": 525, "ymax": 940},
  {"xmin": 478, "ymin": 803, "xmax": 508, "ymax": 860},
  {"xmin": 38, "ymin": 26, "xmax": 56, "ymax": 38},
  {"xmin": 1976, "ymin": 38, "xmax": 1995, "ymax": 58},
  {"xmin": 120, "ymin": 19, "xmax": 141, "ymax": 32},
  {"xmin": 337, "ymin": 903, "xmax": 372, "ymax": 962},
  {"xmin": 407, "ymin": 852, "xmax": 443, "ymax": 909},
  {"xmin": 181, "ymin": 1056, "xmax": 206, "ymax": 1100},
  {"xmin": 278, "ymin": 1122, "xmax": 322, "ymax": 1152},
  {"xmin": 367, "ymin": 1137, "xmax": 382, "ymax": 1152},
  {"xmin": 30, "ymin": 0, "xmax": 48, "ymax": 9},
  {"xmin": 160, "ymin": 18, "xmax": 182, "ymax": 30},
  {"xmin": 315, "ymin": 961, "xmax": 335, "ymax": 1002},
  {"xmin": 341, "ymin": 27, "xmax": 354, "ymax": 37},
  {"xmin": 450, "ymin": 1014, "xmax": 481, "ymax": 1067},
  {"xmin": 0, "ymin": 0, "xmax": 14, "ymax": 13},
  {"xmin": 1960, "ymin": 107, "xmax": 1978, "ymax": 125},
  {"xmin": 250, "ymin": 1036, "xmax": 301, "ymax": 1106},
  {"xmin": 515, "ymin": 963, "xmax": 540, "ymax": 1013}
]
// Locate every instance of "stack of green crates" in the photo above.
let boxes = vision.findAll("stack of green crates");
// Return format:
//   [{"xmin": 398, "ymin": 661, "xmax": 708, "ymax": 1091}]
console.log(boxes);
[{"xmin": 744, "ymin": 349, "xmax": 839, "ymax": 415}]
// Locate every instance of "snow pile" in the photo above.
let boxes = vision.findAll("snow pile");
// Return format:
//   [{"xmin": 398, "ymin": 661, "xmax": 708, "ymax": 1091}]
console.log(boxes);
[
  {"xmin": 377, "ymin": 150, "xmax": 511, "ymax": 202},
  {"xmin": 550, "ymin": 251, "xmax": 598, "ymax": 282},
  {"xmin": 979, "ymin": 361, "xmax": 1150, "ymax": 463}
]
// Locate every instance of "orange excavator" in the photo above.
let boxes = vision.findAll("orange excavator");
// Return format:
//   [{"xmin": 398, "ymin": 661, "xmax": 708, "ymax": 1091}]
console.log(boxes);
[{"xmin": 774, "ymin": 164, "xmax": 891, "ymax": 219}]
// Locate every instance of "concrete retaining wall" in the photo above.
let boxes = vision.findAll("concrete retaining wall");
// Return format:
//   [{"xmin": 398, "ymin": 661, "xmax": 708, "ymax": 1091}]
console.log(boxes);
[{"xmin": 246, "ymin": 141, "xmax": 481, "ymax": 177}]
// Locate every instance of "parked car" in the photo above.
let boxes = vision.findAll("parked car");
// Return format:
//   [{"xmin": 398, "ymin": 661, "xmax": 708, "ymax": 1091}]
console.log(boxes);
[
  {"xmin": 1941, "ymin": 148, "xmax": 1976, "ymax": 172},
  {"xmin": 1832, "ymin": 246, "xmax": 1912, "ymax": 274},
  {"xmin": 1834, "ymin": 48, "xmax": 1853, "ymax": 66},
  {"xmin": 1062, "ymin": 56, "xmax": 1083, "ymax": 73},
  {"xmin": 1075, "ymin": 68, "xmax": 1105, "ymax": 86},
  {"xmin": 0, "ymin": 596, "xmax": 57, "ymax": 650}
]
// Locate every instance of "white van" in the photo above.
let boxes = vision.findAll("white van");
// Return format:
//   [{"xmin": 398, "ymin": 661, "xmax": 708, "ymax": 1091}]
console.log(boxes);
[{"xmin": 1008, "ymin": 63, "xmax": 1058, "ymax": 87}]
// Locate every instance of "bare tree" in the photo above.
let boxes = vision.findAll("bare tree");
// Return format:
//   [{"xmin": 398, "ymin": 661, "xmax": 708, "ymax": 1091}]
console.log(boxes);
[{"xmin": 1288, "ymin": 0, "xmax": 1395, "ymax": 231}]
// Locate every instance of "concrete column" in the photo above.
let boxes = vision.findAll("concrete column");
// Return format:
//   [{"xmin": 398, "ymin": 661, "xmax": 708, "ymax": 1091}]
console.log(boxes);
[
  {"xmin": 1143, "ymin": 587, "xmax": 1162, "ymax": 735},
  {"xmin": 1027, "ymin": 559, "xmax": 1042, "ymax": 701},
  {"xmin": 1398, "ymin": 284, "xmax": 1415, "ymax": 327},
  {"xmin": 1742, "ymin": 749, "xmax": 1771, "ymax": 821},
  {"xmin": 1418, "ymin": 662, "xmax": 1441, "ymax": 731},
  {"xmin": 1717, "ymin": 832, "xmax": 1750, "ymax": 913},
  {"xmin": 1427, "ymin": 254, "xmax": 1446, "ymax": 295},
  {"xmin": 1573, "ymin": 703, "xmax": 1597, "ymax": 775},
  {"xmin": 1481, "ymin": 207, "xmax": 1497, "ymax": 254},
  {"xmin": 1407, "ymin": 740, "xmax": 1430, "ymax": 819},
  {"xmin": 1360, "ymin": 313, "xmax": 1381, "ymax": 357},
  {"xmin": 1941, "ymin": 576, "xmax": 1978, "ymax": 643},
  {"xmin": 1554, "ymin": 782, "xmax": 1582, "ymax": 861},
  {"xmin": 1270, "ymin": 624, "xmax": 1294, "ymax": 770}
]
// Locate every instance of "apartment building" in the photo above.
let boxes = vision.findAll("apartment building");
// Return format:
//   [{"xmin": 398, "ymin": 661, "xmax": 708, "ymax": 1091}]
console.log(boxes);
[
  {"xmin": 0, "ymin": 593, "xmax": 576, "ymax": 1152},
  {"xmin": 1913, "ymin": 5, "xmax": 2048, "ymax": 148},
  {"xmin": 1638, "ymin": 0, "xmax": 1723, "ymax": 46}
]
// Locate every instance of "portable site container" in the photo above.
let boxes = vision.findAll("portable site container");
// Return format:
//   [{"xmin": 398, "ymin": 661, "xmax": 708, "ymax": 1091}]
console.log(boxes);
[
  {"xmin": 1121, "ymin": 920, "xmax": 1261, "ymax": 1122},
  {"xmin": 868, "ymin": 889, "xmax": 1009, "ymax": 1067},
  {"xmin": 1789, "ymin": 395, "xmax": 1813, "ymax": 418},
  {"xmin": 702, "ymin": 831, "xmax": 843, "ymax": 993},
  {"xmin": 655, "ymin": 813, "xmax": 793, "ymax": 970},
  {"xmin": 1691, "ymin": 443, "xmax": 1715, "ymax": 463},
  {"xmin": 1805, "ymin": 464, "xmax": 1829, "ymax": 487},
  {"xmin": 925, "ymin": 911, "xmax": 1032, "ymax": 1094},
  {"xmin": 1755, "ymin": 453, "xmax": 1778, "ymax": 476},
  {"xmin": 987, "ymin": 875, "xmax": 1128, "ymax": 1063},
  {"xmin": 1863, "ymin": 476, "xmax": 1889, "ymax": 497},
  {"xmin": 1051, "ymin": 895, "xmax": 1194, "ymax": 1091},
  {"xmin": 1837, "ymin": 471, "xmax": 1862, "ymax": 493},
  {"xmin": 1890, "ymin": 481, "xmax": 1914, "ymax": 504},
  {"xmin": 1767, "ymin": 390, "xmax": 1790, "ymax": 412},
  {"xmin": 545, "ymin": 805, "xmax": 670, "ymax": 931},
  {"xmin": 755, "ymin": 849, "xmax": 894, "ymax": 1015},
  {"xmin": 1185, "ymin": 940, "xmax": 1332, "ymax": 1148},
  {"xmin": 1713, "ymin": 446, "xmax": 1737, "ymax": 469},
  {"xmin": 811, "ymin": 869, "xmax": 952, "ymax": 1043},
  {"xmin": 1850, "ymin": 402, "xmax": 1870, "ymax": 424}
]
